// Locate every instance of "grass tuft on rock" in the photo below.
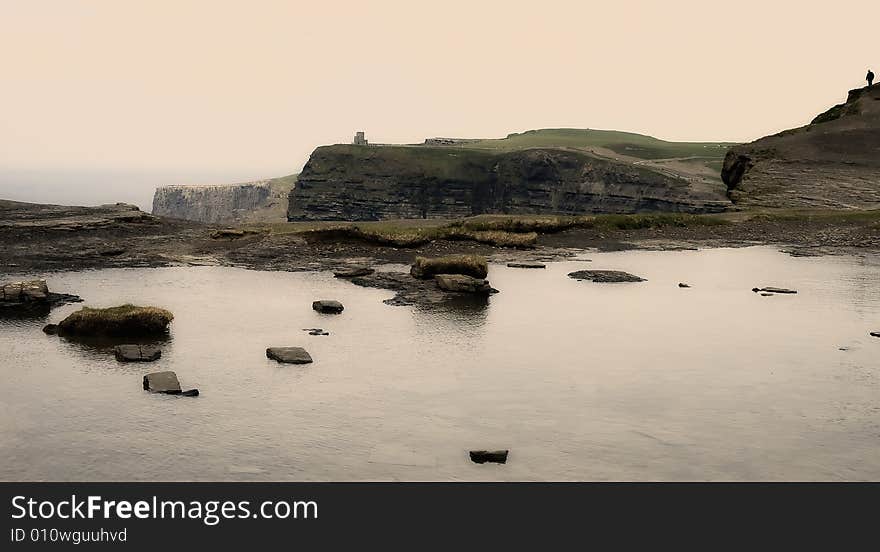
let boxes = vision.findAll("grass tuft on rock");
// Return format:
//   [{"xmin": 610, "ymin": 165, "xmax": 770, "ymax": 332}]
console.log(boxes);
[
  {"xmin": 58, "ymin": 304, "xmax": 174, "ymax": 337},
  {"xmin": 411, "ymin": 254, "xmax": 488, "ymax": 279}
]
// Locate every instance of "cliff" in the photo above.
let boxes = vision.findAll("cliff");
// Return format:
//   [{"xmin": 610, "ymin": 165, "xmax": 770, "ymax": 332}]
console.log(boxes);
[
  {"xmin": 152, "ymin": 176, "xmax": 296, "ymax": 223},
  {"xmin": 722, "ymin": 85, "xmax": 880, "ymax": 208},
  {"xmin": 288, "ymin": 145, "xmax": 730, "ymax": 221}
]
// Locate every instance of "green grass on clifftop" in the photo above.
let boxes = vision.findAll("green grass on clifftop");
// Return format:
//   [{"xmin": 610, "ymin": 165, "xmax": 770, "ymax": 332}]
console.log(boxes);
[{"xmin": 454, "ymin": 128, "xmax": 735, "ymax": 161}]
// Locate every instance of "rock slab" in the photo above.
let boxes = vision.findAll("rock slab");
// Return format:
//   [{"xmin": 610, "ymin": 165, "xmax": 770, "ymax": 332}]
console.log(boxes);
[
  {"xmin": 435, "ymin": 274, "xmax": 493, "ymax": 294},
  {"xmin": 266, "ymin": 347, "xmax": 313, "ymax": 364},
  {"xmin": 752, "ymin": 287, "xmax": 797, "ymax": 294},
  {"xmin": 568, "ymin": 270, "xmax": 646, "ymax": 283},
  {"xmin": 507, "ymin": 262, "xmax": 546, "ymax": 269},
  {"xmin": 334, "ymin": 267, "xmax": 375, "ymax": 278},
  {"xmin": 0, "ymin": 280, "xmax": 82, "ymax": 313},
  {"xmin": 143, "ymin": 371, "xmax": 181, "ymax": 393}
]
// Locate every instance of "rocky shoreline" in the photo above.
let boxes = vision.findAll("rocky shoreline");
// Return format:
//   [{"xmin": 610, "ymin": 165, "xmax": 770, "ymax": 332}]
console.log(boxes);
[{"xmin": 3, "ymin": 200, "xmax": 880, "ymax": 306}]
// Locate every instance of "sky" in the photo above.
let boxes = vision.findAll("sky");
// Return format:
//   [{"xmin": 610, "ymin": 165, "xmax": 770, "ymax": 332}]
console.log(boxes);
[{"xmin": 1, "ymin": 0, "xmax": 878, "ymax": 207}]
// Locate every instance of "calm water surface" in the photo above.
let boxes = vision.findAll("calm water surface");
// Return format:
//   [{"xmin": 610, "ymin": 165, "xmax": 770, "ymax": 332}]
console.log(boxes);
[{"xmin": 2, "ymin": 247, "xmax": 880, "ymax": 481}]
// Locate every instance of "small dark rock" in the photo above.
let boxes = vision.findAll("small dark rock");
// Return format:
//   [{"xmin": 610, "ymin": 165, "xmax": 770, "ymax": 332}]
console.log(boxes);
[
  {"xmin": 312, "ymin": 300, "xmax": 344, "ymax": 314},
  {"xmin": 42, "ymin": 324, "xmax": 59, "ymax": 335},
  {"xmin": 99, "ymin": 248, "xmax": 126, "ymax": 257},
  {"xmin": 753, "ymin": 287, "xmax": 797, "ymax": 294},
  {"xmin": 870, "ymin": 332, "xmax": 880, "ymax": 338},
  {"xmin": 180, "ymin": 389, "xmax": 200, "ymax": 397},
  {"xmin": 469, "ymin": 450, "xmax": 509, "ymax": 464},
  {"xmin": 507, "ymin": 262, "xmax": 546, "ymax": 269},
  {"xmin": 678, "ymin": 283, "xmax": 691, "ymax": 288}
]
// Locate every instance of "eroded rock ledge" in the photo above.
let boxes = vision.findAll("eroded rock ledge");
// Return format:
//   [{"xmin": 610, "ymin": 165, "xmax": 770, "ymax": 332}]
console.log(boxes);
[{"xmin": 288, "ymin": 145, "xmax": 730, "ymax": 221}]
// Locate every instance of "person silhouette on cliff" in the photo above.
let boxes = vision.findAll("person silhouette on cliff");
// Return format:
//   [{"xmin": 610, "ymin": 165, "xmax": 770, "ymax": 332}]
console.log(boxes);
[{"xmin": 868, "ymin": 69, "xmax": 875, "ymax": 87}]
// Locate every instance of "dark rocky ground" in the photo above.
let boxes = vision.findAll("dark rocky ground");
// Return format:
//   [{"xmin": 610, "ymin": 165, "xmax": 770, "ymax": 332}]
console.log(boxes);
[{"xmin": 3, "ymin": 199, "xmax": 880, "ymax": 305}]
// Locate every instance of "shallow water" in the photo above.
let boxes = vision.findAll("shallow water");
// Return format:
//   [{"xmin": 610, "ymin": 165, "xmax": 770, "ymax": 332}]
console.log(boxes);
[{"xmin": 2, "ymin": 246, "xmax": 880, "ymax": 481}]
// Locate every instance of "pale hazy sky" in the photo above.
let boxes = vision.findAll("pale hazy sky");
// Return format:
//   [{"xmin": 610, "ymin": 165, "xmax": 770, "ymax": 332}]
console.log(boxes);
[{"xmin": 2, "ymin": 0, "xmax": 878, "ymax": 178}]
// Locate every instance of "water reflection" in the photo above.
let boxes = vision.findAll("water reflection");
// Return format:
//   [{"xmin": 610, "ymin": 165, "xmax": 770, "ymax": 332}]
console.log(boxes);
[{"xmin": 2, "ymin": 248, "xmax": 880, "ymax": 481}]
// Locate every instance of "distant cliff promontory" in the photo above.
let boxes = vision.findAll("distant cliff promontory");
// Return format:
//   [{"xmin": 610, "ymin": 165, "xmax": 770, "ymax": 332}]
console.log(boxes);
[
  {"xmin": 288, "ymin": 130, "xmax": 732, "ymax": 221},
  {"xmin": 152, "ymin": 176, "xmax": 296, "ymax": 223}
]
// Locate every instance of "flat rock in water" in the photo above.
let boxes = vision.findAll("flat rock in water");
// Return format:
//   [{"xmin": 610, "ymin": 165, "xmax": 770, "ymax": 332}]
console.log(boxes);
[
  {"xmin": 266, "ymin": 347, "xmax": 313, "ymax": 364},
  {"xmin": 469, "ymin": 450, "xmax": 509, "ymax": 464},
  {"xmin": 752, "ymin": 287, "xmax": 797, "ymax": 294},
  {"xmin": 678, "ymin": 283, "xmax": 691, "ymax": 288},
  {"xmin": 568, "ymin": 270, "xmax": 645, "ymax": 283},
  {"xmin": 507, "ymin": 262, "xmax": 546, "ymax": 269},
  {"xmin": 334, "ymin": 267, "xmax": 375, "ymax": 278},
  {"xmin": 434, "ymin": 274, "xmax": 493, "ymax": 294},
  {"xmin": 870, "ymin": 332, "xmax": 880, "ymax": 338},
  {"xmin": 312, "ymin": 300, "xmax": 344, "ymax": 314},
  {"xmin": 143, "ymin": 371, "xmax": 181, "ymax": 393},
  {"xmin": 114, "ymin": 344, "xmax": 162, "ymax": 362},
  {"xmin": 0, "ymin": 280, "xmax": 82, "ymax": 313}
]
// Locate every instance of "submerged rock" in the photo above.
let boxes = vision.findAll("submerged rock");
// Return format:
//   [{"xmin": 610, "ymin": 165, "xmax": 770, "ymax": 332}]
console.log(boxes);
[
  {"xmin": 333, "ymin": 267, "xmax": 375, "ymax": 278},
  {"xmin": 678, "ymin": 282, "xmax": 691, "ymax": 288},
  {"xmin": 42, "ymin": 324, "xmax": 59, "ymax": 335},
  {"xmin": 303, "ymin": 328, "xmax": 329, "ymax": 336},
  {"xmin": 114, "ymin": 344, "xmax": 162, "ymax": 362},
  {"xmin": 870, "ymin": 332, "xmax": 880, "ymax": 338},
  {"xmin": 568, "ymin": 270, "xmax": 646, "ymax": 283},
  {"xmin": 312, "ymin": 300, "xmax": 344, "ymax": 314},
  {"xmin": 266, "ymin": 346, "xmax": 313, "ymax": 364},
  {"xmin": 507, "ymin": 262, "xmax": 546, "ymax": 269},
  {"xmin": 435, "ymin": 274, "xmax": 494, "ymax": 294},
  {"xmin": 752, "ymin": 287, "xmax": 797, "ymax": 294},
  {"xmin": 469, "ymin": 450, "xmax": 509, "ymax": 464},
  {"xmin": 57, "ymin": 305, "xmax": 173, "ymax": 337}
]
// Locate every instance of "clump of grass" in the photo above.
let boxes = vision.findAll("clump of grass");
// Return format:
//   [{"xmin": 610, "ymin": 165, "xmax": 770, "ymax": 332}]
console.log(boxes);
[
  {"xmin": 588, "ymin": 213, "xmax": 728, "ymax": 230},
  {"xmin": 289, "ymin": 212, "xmax": 728, "ymax": 249},
  {"xmin": 58, "ymin": 304, "xmax": 174, "ymax": 336},
  {"xmin": 301, "ymin": 223, "xmax": 536, "ymax": 248},
  {"xmin": 444, "ymin": 228, "xmax": 537, "ymax": 248},
  {"xmin": 748, "ymin": 209, "xmax": 880, "ymax": 225},
  {"xmin": 410, "ymin": 254, "xmax": 488, "ymax": 279},
  {"xmin": 455, "ymin": 213, "xmax": 727, "ymax": 234},
  {"xmin": 456, "ymin": 215, "xmax": 577, "ymax": 234}
]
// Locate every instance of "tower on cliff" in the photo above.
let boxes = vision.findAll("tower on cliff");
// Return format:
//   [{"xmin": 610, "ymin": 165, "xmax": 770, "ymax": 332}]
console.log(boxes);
[{"xmin": 352, "ymin": 131, "xmax": 368, "ymax": 145}]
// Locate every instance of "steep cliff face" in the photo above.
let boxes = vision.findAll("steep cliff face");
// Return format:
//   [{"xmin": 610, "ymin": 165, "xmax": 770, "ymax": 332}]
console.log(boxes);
[
  {"xmin": 288, "ymin": 145, "xmax": 729, "ymax": 221},
  {"xmin": 722, "ymin": 85, "xmax": 880, "ymax": 208},
  {"xmin": 152, "ymin": 176, "xmax": 295, "ymax": 223}
]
